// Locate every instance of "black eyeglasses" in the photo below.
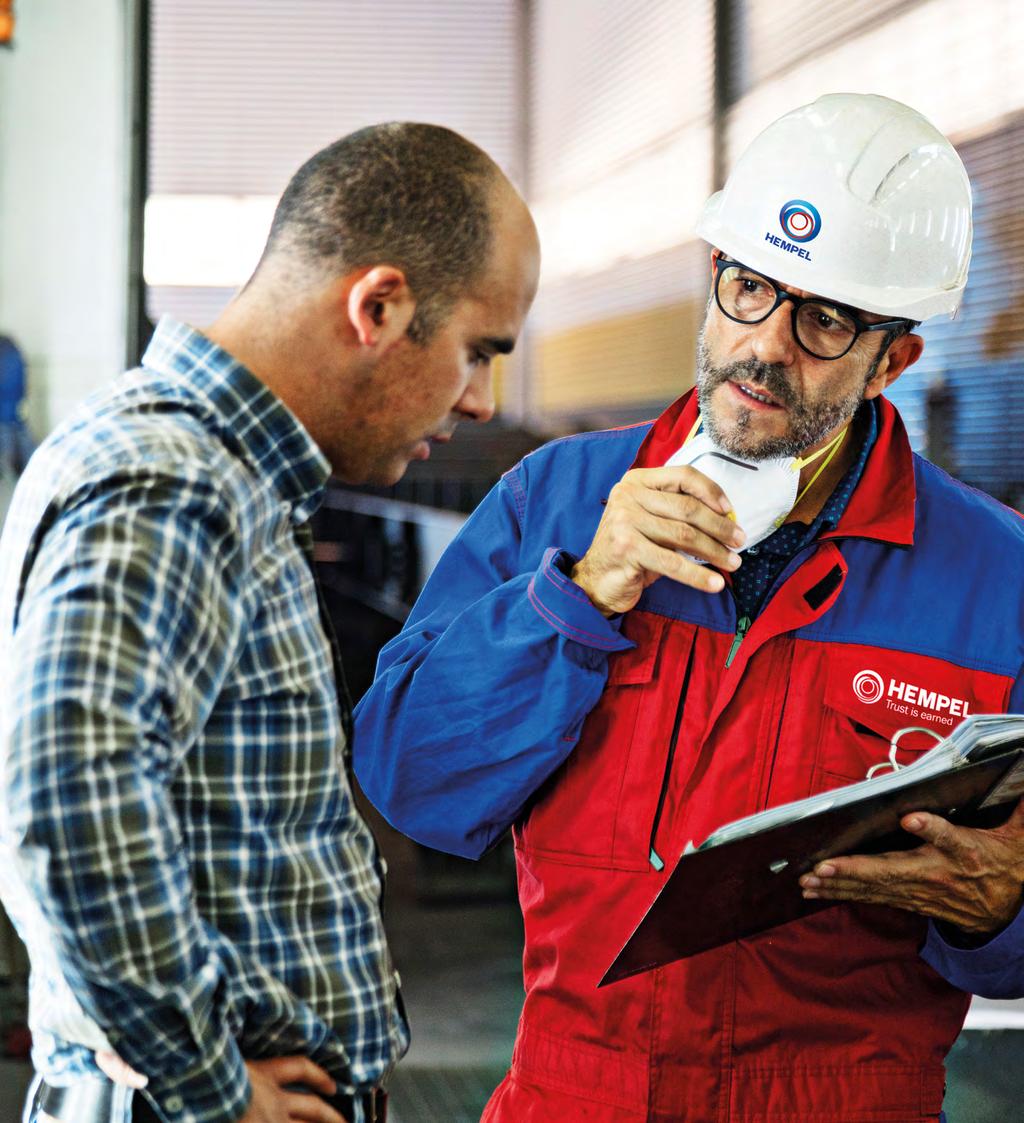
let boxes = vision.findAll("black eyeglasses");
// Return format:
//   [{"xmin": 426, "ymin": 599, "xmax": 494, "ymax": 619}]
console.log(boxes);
[{"xmin": 713, "ymin": 257, "xmax": 915, "ymax": 361}]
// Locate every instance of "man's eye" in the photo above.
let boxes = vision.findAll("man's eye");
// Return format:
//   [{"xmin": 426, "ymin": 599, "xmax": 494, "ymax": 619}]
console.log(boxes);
[
  {"xmin": 815, "ymin": 310, "xmax": 850, "ymax": 333},
  {"xmin": 741, "ymin": 278, "xmax": 763, "ymax": 294}
]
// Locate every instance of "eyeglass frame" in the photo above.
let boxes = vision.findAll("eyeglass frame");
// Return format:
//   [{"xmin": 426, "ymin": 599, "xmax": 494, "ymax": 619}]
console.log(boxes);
[{"xmin": 712, "ymin": 256, "xmax": 918, "ymax": 361}]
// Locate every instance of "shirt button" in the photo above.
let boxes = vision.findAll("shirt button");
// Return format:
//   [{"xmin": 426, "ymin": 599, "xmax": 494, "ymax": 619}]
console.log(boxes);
[
  {"xmin": 747, "ymin": 546, "xmax": 759, "ymax": 555},
  {"xmin": 165, "ymin": 1094, "xmax": 184, "ymax": 1112}
]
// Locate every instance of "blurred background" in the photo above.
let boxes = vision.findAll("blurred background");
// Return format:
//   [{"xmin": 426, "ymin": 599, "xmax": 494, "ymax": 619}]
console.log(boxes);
[{"xmin": 2, "ymin": 1, "xmax": 1024, "ymax": 1119}]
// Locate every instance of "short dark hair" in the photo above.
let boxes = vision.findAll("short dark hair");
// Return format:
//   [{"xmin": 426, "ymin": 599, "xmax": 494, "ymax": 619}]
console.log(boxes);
[
  {"xmin": 262, "ymin": 122, "xmax": 501, "ymax": 341},
  {"xmin": 881, "ymin": 320, "xmax": 916, "ymax": 349},
  {"xmin": 864, "ymin": 319, "xmax": 917, "ymax": 383}
]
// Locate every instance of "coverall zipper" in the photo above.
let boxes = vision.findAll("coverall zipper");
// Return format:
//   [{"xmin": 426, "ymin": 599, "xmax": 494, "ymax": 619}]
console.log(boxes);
[
  {"xmin": 648, "ymin": 538, "xmax": 844, "ymax": 869},
  {"xmin": 648, "ymin": 640, "xmax": 698, "ymax": 870},
  {"xmin": 725, "ymin": 615, "xmax": 751, "ymax": 667},
  {"xmin": 724, "ymin": 533, "xmax": 843, "ymax": 668}
]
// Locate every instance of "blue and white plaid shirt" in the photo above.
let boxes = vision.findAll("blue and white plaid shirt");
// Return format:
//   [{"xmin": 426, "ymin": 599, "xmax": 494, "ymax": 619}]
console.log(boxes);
[{"xmin": 0, "ymin": 317, "xmax": 408, "ymax": 1123}]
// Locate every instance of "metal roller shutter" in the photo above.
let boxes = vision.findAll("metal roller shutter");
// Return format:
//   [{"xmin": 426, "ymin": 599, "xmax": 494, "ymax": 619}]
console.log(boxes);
[
  {"xmin": 145, "ymin": 0, "xmax": 524, "ymax": 324},
  {"xmin": 885, "ymin": 113, "xmax": 1024, "ymax": 504},
  {"xmin": 723, "ymin": 0, "xmax": 1024, "ymax": 173},
  {"xmin": 732, "ymin": 0, "xmax": 929, "ymax": 96},
  {"xmin": 527, "ymin": 0, "xmax": 714, "ymax": 420},
  {"xmin": 529, "ymin": 0, "xmax": 713, "ymax": 200}
]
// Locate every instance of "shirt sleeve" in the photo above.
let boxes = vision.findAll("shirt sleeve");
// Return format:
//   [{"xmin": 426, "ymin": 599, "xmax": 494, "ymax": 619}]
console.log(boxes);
[
  {"xmin": 3, "ymin": 467, "xmax": 253, "ymax": 1123},
  {"xmin": 353, "ymin": 467, "xmax": 632, "ymax": 860}
]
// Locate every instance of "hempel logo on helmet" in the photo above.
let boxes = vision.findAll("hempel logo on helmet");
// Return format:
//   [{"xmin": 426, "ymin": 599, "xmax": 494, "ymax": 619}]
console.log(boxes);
[
  {"xmin": 764, "ymin": 199, "xmax": 821, "ymax": 261},
  {"xmin": 852, "ymin": 669, "xmax": 971, "ymax": 727}
]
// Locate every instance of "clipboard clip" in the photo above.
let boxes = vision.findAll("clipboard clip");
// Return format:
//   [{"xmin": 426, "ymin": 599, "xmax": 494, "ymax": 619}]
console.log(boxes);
[{"xmin": 865, "ymin": 725, "xmax": 944, "ymax": 780}]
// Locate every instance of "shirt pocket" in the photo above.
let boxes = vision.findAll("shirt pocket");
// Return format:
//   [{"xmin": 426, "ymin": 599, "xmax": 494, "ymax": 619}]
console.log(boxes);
[
  {"xmin": 516, "ymin": 611, "xmax": 690, "ymax": 870},
  {"xmin": 811, "ymin": 645, "xmax": 1012, "ymax": 793}
]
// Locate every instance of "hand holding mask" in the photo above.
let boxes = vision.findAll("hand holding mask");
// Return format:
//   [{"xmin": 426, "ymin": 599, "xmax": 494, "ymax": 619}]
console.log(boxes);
[{"xmin": 665, "ymin": 419, "xmax": 847, "ymax": 557}]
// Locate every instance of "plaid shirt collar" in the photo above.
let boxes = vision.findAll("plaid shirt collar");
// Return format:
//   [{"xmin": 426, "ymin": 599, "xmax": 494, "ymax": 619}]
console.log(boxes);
[{"xmin": 142, "ymin": 316, "xmax": 331, "ymax": 525}]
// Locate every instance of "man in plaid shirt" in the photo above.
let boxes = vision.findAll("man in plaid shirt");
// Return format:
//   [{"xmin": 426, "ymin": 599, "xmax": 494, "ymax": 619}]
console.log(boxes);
[{"xmin": 0, "ymin": 123, "xmax": 540, "ymax": 1123}]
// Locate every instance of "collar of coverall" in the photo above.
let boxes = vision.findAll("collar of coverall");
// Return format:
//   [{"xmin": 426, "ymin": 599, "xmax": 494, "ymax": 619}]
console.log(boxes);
[{"xmin": 629, "ymin": 386, "xmax": 916, "ymax": 548}]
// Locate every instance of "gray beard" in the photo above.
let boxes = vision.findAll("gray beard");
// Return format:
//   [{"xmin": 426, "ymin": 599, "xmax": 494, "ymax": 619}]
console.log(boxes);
[{"xmin": 694, "ymin": 329, "xmax": 869, "ymax": 460}]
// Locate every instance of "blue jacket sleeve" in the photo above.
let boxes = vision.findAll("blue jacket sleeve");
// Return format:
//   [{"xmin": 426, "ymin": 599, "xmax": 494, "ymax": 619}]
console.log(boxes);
[
  {"xmin": 353, "ymin": 467, "xmax": 632, "ymax": 859},
  {"xmin": 922, "ymin": 910, "xmax": 1024, "ymax": 999},
  {"xmin": 919, "ymin": 673, "xmax": 1024, "ymax": 998}
]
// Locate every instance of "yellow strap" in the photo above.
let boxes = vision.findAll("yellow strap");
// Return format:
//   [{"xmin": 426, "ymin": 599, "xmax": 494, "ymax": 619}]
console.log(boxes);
[
  {"xmin": 791, "ymin": 425, "xmax": 848, "ymax": 471},
  {"xmin": 686, "ymin": 412, "xmax": 848, "ymax": 520},
  {"xmin": 791, "ymin": 426, "xmax": 848, "ymax": 511}
]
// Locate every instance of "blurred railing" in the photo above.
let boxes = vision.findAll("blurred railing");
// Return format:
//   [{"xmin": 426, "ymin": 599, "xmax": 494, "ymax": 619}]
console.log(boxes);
[{"xmin": 312, "ymin": 421, "xmax": 550, "ymax": 622}]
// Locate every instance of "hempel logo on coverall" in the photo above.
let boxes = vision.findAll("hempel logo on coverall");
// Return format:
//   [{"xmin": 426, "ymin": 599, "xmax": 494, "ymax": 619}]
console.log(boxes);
[{"xmin": 852, "ymin": 669, "xmax": 971, "ymax": 727}]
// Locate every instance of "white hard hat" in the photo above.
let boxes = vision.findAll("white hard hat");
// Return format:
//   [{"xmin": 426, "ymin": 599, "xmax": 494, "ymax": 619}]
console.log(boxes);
[{"xmin": 696, "ymin": 93, "xmax": 973, "ymax": 321}]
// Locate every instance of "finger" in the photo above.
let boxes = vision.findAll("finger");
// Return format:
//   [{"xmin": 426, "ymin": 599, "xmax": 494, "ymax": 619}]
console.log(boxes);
[
  {"xmin": 634, "ymin": 488, "xmax": 746, "ymax": 552},
  {"xmin": 800, "ymin": 841, "xmax": 952, "ymax": 906},
  {"xmin": 798, "ymin": 871, "xmax": 955, "ymax": 920},
  {"xmin": 282, "ymin": 1090, "xmax": 348, "ymax": 1123},
  {"xmin": 800, "ymin": 849, "xmax": 924, "ymax": 890},
  {"xmin": 633, "ymin": 538, "xmax": 729, "ymax": 594},
  {"xmin": 900, "ymin": 811, "xmax": 968, "ymax": 855},
  {"xmin": 254, "ymin": 1056, "xmax": 337, "ymax": 1097},
  {"xmin": 629, "ymin": 507, "xmax": 743, "ymax": 571},
  {"xmin": 627, "ymin": 466, "xmax": 735, "ymax": 515},
  {"xmin": 799, "ymin": 859, "xmax": 909, "ymax": 904},
  {"xmin": 800, "ymin": 879, "xmax": 904, "ymax": 907},
  {"xmin": 95, "ymin": 1050, "xmax": 149, "ymax": 1089}
]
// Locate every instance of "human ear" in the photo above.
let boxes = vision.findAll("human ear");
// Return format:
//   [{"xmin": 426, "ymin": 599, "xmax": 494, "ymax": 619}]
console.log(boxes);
[
  {"xmin": 864, "ymin": 332, "xmax": 924, "ymax": 399},
  {"xmin": 346, "ymin": 266, "xmax": 416, "ymax": 349}
]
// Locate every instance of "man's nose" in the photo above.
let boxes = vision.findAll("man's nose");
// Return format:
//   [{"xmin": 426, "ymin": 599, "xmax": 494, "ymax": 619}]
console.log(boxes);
[
  {"xmin": 749, "ymin": 302, "xmax": 798, "ymax": 367},
  {"xmin": 459, "ymin": 365, "xmax": 496, "ymax": 424}
]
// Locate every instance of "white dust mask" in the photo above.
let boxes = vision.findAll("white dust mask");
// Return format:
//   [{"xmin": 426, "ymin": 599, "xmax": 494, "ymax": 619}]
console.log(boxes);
[{"xmin": 664, "ymin": 417, "xmax": 848, "ymax": 554}]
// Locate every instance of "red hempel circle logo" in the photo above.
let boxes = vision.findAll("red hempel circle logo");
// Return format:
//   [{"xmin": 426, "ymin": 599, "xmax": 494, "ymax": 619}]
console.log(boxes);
[{"xmin": 779, "ymin": 199, "xmax": 822, "ymax": 243}]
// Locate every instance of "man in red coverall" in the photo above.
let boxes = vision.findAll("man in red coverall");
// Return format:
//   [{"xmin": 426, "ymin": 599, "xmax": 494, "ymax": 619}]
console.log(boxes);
[{"xmin": 355, "ymin": 94, "xmax": 1024, "ymax": 1122}]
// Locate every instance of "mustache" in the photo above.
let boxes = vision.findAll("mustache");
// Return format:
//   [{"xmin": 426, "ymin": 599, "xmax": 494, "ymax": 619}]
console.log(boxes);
[{"xmin": 708, "ymin": 359, "xmax": 796, "ymax": 409}]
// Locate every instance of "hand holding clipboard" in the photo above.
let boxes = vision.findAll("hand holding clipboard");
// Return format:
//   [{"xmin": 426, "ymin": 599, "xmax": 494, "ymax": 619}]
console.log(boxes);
[{"xmin": 602, "ymin": 714, "xmax": 1024, "ymax": 987}]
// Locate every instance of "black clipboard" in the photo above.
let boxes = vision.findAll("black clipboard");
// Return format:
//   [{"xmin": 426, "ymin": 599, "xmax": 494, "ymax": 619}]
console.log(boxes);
[{"xmin": 600, "ymin": 745, "xmax": 1024, "ymax": 987}]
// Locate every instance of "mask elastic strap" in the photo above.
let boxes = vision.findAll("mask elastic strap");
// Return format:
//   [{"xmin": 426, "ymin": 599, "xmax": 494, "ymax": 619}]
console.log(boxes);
[
  {"xmin": 682, "ymin": 416, "xmax": 703, "ymax": 447},
  {"xmin": 791, "ymin": 426, "xmax": 849, "ymax": 510}
]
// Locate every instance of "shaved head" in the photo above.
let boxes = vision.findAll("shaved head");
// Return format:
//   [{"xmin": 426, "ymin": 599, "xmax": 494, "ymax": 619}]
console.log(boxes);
[{"xmin": 258, "ymin": 122, "xmax": 506, "ymax": 341}]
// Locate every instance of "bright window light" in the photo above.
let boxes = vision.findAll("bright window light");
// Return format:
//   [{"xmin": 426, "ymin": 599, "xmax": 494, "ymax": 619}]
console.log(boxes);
[
  {"xmin": 726, "ymin": 0, "xmax": 1024, "ymax": 165},
  {"xmin": 143, "ymin": 194, "xmax": 277, "ymax": 287},
  {"xmin": 534, "ymin": 124, "xmax": 712, "ymax": 286}
]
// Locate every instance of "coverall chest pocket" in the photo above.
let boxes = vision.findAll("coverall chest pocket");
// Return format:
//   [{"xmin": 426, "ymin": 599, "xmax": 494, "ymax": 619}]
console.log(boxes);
[
  {"xmin": 516, "ymin": 611, "xmax": 688, "ymax": 869},
  {"xmin": 812, "ymin": 650, "xmax": 1008, "ymax": 793}
]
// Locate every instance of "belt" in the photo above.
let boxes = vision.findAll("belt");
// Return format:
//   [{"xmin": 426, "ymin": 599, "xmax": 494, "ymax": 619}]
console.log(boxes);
[
  {"xmin": 286, "ymin": 1081, "xmax": 388, "ymax": 1122},
  {"xmin": 32, "ymin": 1078, "xmax": 130, "ymax": 1122},
  {"xmin": 334, "ymin": 1087, "xmax": 388, "ymax": 1122},
  {"xmin": 34, "ymin": 1079, "xmax": 387, "ymax": 1123}
]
